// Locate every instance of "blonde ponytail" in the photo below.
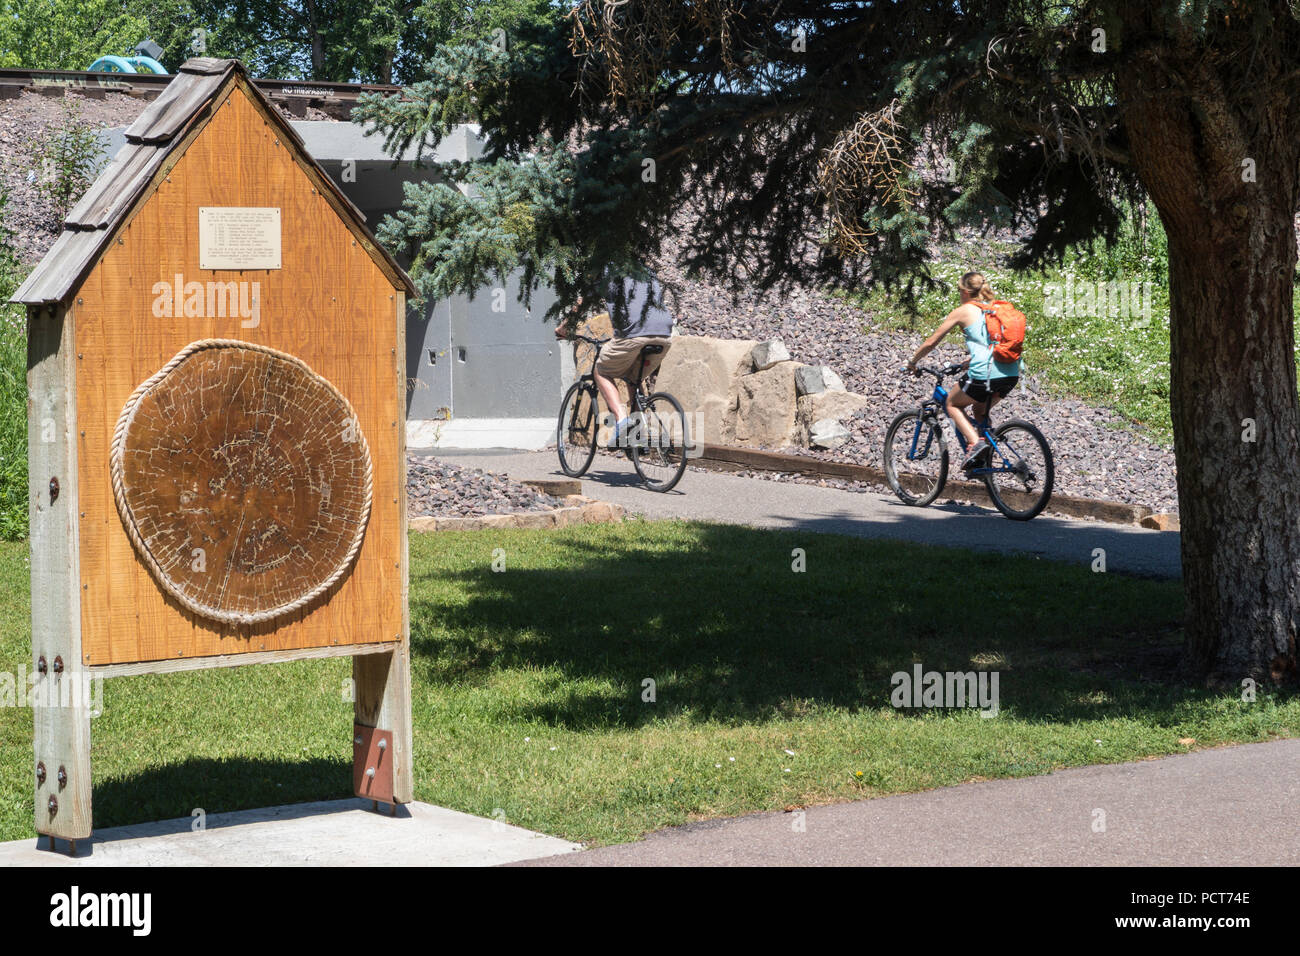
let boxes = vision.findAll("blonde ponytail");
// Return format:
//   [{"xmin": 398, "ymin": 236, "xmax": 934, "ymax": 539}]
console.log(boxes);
[{"xmin": 959, "ymin": 271, "xmax": 994, "ymax": 302}]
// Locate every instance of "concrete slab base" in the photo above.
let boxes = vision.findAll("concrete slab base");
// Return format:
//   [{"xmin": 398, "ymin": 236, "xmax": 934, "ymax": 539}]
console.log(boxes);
[
  {"xmin": 0, "ymin": 799, "xmax": 581, "ymax": 867},
  {"xmin": 408, "ymin": 418, "xmax": 555, "ymax": 450}
]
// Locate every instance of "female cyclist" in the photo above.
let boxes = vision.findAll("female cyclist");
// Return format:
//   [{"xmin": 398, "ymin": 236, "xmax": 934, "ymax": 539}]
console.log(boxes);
[{"xmin": 905, "ymin": 272, "xmax": 1022, "ymax": 471}]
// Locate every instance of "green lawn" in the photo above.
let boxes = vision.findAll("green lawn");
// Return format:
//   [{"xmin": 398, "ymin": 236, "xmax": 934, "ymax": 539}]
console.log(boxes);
[{"xmin": 0, "ymin": 522, "xmax": 1295, "ymax": 846}]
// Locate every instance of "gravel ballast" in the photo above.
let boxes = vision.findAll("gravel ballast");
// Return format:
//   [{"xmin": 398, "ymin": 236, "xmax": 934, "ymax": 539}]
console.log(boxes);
[{"xmin": 407, "ymin": 455, "xmax": 563, "ymax": 518}]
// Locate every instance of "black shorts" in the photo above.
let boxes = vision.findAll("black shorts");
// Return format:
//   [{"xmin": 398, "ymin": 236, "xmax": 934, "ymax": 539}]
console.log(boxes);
[{"xmin": 960, "ymin": 375, "xmax": 1018, "ymax": 402}]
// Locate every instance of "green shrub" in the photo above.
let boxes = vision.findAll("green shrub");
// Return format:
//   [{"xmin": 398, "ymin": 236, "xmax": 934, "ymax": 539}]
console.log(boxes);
[
  {"xmin": 0, "ymin": 196, "xmax": 28, "ymax": 540},
  {"xmin": 30, "ymin": 98, "xmax": 102, "ymax": 224}
]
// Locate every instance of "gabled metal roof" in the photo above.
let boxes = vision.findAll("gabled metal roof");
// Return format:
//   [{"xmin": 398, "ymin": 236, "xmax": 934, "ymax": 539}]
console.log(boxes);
[{"xmin": 13, "ymin": 58, "xmax": 415, "ymax": 306}]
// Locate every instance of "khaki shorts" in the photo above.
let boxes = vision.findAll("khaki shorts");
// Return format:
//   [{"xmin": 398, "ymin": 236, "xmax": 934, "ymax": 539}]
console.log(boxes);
[{"xmin": 595, "ymin": 336, "xmax": 672, "ymax": 381}]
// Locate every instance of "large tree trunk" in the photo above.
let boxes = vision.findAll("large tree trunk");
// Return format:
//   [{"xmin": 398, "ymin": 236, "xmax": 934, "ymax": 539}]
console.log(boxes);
[{"xmin": 1117, "ymin": 16, "xmax": 1300, "ymax": 685}]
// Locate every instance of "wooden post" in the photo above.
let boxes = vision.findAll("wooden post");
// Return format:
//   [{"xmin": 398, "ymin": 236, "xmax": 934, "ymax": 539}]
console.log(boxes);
[
  {"xmin": 29, "ymin": 304, "xmax": 92, "ymax": 845},
  {"xmin": 350, "ymin": 289, "xmax": 413, "ymax": 807},
  {"xmin": 353, "ymin": 649, "xmax": 413, "ymax": 805}
]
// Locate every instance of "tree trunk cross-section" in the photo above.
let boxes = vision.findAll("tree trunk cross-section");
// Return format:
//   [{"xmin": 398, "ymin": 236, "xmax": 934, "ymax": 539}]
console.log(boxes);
[{"xmin": 111, "ymin": 340, "xmax": 372, "ymax": 626}]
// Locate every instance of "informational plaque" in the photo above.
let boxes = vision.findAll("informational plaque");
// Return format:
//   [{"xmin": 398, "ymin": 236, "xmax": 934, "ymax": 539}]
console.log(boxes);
[{"xmin": 198, "ymin": 206, "xmax": 282, "ymax": 270}]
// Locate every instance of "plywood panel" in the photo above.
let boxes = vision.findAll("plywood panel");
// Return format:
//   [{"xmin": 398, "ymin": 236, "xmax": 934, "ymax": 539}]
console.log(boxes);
[{"xmin": 75, "ymin": 85, "xmax": 404, "ymax": 666}]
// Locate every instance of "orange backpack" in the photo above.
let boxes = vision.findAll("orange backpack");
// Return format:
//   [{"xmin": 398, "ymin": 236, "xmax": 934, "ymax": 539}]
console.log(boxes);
[{"xmin": 981, "ymin": 300, "xmax": 1026, "ymax": 363}]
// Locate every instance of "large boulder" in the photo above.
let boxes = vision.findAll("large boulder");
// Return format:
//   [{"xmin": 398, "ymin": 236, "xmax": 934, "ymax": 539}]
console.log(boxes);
[
  {"xmin": 734, "ymin": 361, "xmax": 800, "ymax": 447},
  {"xmin": 794, "ymin": 390, "xmax": 871, "ymax": 445},
  {"xmin": 654, "ymin": 334, "xmax": 758, "ymax": 445}
]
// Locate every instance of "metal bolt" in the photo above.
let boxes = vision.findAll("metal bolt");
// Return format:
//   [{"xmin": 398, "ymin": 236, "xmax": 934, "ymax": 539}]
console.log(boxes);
[
  {"xmin": 48, "ymin": 476, "xmax": 59, "ymax": 503},
  {"xmin": 354, "ymin": 735, "xmax": 363, "ymax": 746},
  {"xmin": 76, "ymin": 298, "xmax": 83, "ymax": 305},
  {"xmin": 366, "ymin": 767, "xmax": 376, "ymax": 779},
  {"xmin": 57, "ymin": 766, "xmax": 66, "ymax": 789},
  {"xmin": 36, "ymin": 656, "xmax": 46, "ymax": 676},
  {"xmin": 377, "ymin": 739, "xmax": 387, "ymax": 751},
  {"xmin": 36, "ymin": 762, "xmax": 45, "ymax": 785},
  {"xmin": 52, "ymin": 656, "xmax": 63, "ymax": 675},
  {"xmin": 47, "ymin": 795, "xmax": 57, "ymax": 815}
]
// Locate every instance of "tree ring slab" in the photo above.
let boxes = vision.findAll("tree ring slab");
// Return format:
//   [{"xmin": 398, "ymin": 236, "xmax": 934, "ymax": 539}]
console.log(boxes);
[{"xmin": 110, "ymin": 339, "xmax": 373, "ymax": 626}]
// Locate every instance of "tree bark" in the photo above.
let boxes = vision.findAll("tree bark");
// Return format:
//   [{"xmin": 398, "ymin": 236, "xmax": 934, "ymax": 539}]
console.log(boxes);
[{"xmin": 1117, "ymin": 20, "xmax": 1300, "ymax": 685}]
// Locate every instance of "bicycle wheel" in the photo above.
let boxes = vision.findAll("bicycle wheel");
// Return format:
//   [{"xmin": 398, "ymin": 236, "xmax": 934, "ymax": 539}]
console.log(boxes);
[
  {"xmin": 982, "ymin": 419, "xmax": 1054, "ymax": 520},
  {"xmin": 629, "ymin": 392, "xmax": 689, "ymax": 492},
  {"xmin": 556, "ymin": 381, "xmax": 599, "ymax": 478},
  {"xmin": 883, "ymin": 409, "xmax": 949, "ymax": 506}
]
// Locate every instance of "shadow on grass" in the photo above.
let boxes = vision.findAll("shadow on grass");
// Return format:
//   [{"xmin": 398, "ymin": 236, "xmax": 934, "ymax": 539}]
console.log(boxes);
[
  {"xmin": 92, "ymin": 756, "xmax": 351, "ymax": 832},
  {"xmin": 410, "ymin": 521, "xmax": 1211, "ymax": 731}
]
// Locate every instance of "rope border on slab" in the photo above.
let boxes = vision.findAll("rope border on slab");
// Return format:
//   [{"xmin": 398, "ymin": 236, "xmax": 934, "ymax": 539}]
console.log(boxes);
[{"xmin": 110, "ymin": 338, "xmax": 373, "ymax": 626}]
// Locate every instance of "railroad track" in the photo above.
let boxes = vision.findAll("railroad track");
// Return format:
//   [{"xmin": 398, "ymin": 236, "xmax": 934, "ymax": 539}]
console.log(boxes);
[{"xmin": 0, "ymin": 68, "xmax": 399, "ymax": 119}]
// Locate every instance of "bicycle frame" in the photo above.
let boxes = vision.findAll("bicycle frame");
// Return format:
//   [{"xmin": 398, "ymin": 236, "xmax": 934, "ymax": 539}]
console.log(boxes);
[
  {"xmin": 570, "ymin": 335, "xmax": 654, "ymax": 427},
  {"xmin": 912, "ymin": 376, "xmax": 1021, "ymax": 478},
  {"xmin": 569, "ymin": 335, "xmax": 676, "ymax": 450}
]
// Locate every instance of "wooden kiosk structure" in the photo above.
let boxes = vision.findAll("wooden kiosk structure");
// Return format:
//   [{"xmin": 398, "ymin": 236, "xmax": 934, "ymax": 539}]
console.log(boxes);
[{"xmin": 12, "ymin": 58, "xmax": 417, "ymax": 850}]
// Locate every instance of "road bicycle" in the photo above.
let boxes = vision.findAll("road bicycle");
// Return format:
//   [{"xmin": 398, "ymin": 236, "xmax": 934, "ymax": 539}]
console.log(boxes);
[
  {"xmin": 556, "ymin": 335, "xmax": 690, "ymax": 492},
  {"xmin": 883, "ymin": 363, "xmax": 1054, "ymax": 520}
]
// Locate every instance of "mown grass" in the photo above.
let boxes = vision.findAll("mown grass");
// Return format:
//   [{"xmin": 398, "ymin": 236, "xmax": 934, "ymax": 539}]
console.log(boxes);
[{"xmin": 1, "ymin": 522, "xmax": 1294, "ymax": 847}]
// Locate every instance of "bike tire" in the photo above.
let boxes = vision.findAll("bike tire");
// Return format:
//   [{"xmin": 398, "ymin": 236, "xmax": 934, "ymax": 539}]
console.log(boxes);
[
  {"xmin": 883, "ymin": 409, "xmax": 948, "ymax": 506},
  {"xmin": 556, "ymin": 381, "xmax": 599, "ymax": 478},
  {"xmin": 629, "ymin": 391, "xmax": 689, "ymax": 492},
  {"xmin": 983, "ymin": 418, "xmax": 1054, "ymax": 520}
]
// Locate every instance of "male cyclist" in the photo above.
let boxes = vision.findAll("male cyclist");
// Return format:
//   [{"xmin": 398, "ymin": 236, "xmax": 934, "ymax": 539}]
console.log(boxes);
[
  {"xmin": 555, "ymin": 272, "xmax": 675, "ymax": 447},
  {"xmin": 905, "ymin": 271, "xmax": 1021, "ymax": 470}
]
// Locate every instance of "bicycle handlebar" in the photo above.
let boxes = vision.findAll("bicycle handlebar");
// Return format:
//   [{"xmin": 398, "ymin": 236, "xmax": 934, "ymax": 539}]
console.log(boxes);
[
  {"xmin": 903, "ymin": 363, "xmax": 965, "ymax": 380},
  {"xmin": 571, "ymin": 334, "xmax": 610, "ymax": 346}
]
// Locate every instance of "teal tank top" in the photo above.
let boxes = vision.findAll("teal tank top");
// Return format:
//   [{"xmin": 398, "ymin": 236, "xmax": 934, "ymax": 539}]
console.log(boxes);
[{"xmin": 963, "ymin": 310, "xmax": 1022, "ymax": 380}]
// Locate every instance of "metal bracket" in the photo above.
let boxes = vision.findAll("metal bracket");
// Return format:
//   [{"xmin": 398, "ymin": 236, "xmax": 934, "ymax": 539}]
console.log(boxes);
[{"xmin": 352, "ymin": 723, "xmax": 395, "ymax": 805}]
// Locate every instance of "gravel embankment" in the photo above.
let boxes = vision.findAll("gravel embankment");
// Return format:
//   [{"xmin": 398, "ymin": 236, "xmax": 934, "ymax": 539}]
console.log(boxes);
[
  {"xmin": 653, "ymin": 256, "xmax": 1181, "ymax": 515},
  {"xmin": 407, "ymin": 455, "xmax": 563, "ymax": 518},
  {"xmin": 1, "ymin": 91, "xmax": 148, "ymax": 263}
]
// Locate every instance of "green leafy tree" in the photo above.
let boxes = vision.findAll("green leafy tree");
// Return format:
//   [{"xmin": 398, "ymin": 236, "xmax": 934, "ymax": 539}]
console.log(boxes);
[
  {"xmin": 358, "ymin": 1, "xmax": 1300, "ymax": 685},
  {"xmin": 0, "ymin": 0, "xmax": 546, "ymax": 80},
  {"xmin": 179, "ymin": 0, "xmax": 554, "ymax": 83},
  {"xmin": 0, "ymin": 0, "xmax": 193, "ymax": 70}
]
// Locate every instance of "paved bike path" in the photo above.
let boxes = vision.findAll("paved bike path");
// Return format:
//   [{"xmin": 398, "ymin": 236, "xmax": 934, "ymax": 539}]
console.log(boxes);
[
  {"xmin": 430, "ymin": 450, "xmax": 1182, "ymax": 578},
  {"xmin": 512, "ymin": 739, "xmax": 1300, "ymax": 866}
]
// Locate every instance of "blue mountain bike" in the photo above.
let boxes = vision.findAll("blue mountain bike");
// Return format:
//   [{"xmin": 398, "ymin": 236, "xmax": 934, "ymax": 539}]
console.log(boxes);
[{"xmin": 883, "ymin": 363, "xmax": 1054, "ymax": 520}]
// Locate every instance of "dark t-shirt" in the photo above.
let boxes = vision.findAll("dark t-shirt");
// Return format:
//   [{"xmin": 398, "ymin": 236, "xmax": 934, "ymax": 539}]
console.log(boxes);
[{"xmin": 605, "ymin": 276, "xmax": 675, "ymax": 338}]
